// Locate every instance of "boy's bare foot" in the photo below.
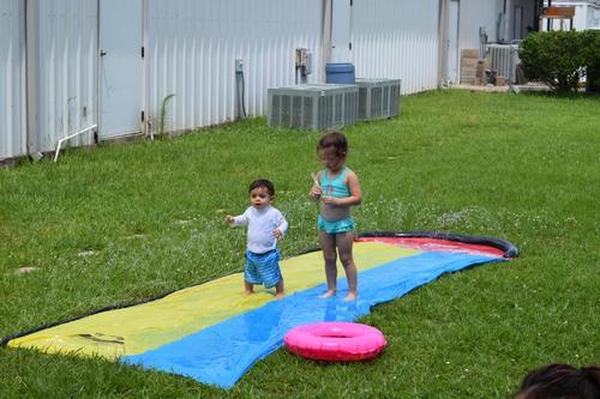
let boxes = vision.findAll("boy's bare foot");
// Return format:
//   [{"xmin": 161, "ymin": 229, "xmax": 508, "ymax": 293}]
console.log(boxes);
[
  {"xmin": 343, "ymin": 292, "xmax": 357, "ymax": 301},
  {"xmin": 244, "ymin": 290, "xmax": 253, "ymax": 296},
  {"xmin": 275, "ymin": 292, "xmax": 285, "ymax": 299},
  {"xmin": 319, "ymin": 290, "xmax": 336, "ymax": 299}
]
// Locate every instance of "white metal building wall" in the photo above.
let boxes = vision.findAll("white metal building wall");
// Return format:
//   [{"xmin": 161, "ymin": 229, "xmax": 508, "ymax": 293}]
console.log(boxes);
[
  {"xmin": 350, "ymin": 0, "xmax": 441, "ymax": 94},
  {"xmin": 31, "ymin": 0, "xmax": 97, "ymax": 153},
  {"xmin": 2, "ymin": 1, "xmax": 520, "ymax": 161},
  {"xmin": 590, "ymin": 3, "xmax": 600, "ymax": 27},
  {"xmin": 458, "ymin": 0, "xmax": 503, "ymax": 49},
  {"xmin": 144, "ymin": 0, "xmax": 324, "ymax": 132},
  {"xmin": 0, "ymin": 0, "xmax": 26, "ymax": 161},
  {"xmin": 509, "ymin": 0, "xmax": 537, "ymax": 40}
]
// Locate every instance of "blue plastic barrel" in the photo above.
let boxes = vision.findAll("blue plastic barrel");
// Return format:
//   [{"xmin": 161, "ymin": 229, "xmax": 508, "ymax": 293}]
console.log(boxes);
[{"xmin": 325, "ymin": 63, "xmax": 355, "ymax": 84}]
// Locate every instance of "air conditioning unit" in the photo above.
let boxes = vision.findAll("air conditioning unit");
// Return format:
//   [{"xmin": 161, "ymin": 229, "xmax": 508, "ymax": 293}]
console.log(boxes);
[
  {"xmin": 356, "ymin": 78, "xmax": 402, "ymax": 121},
  {"xmin": 487, "ymin": 44, "xmax": 520, "ymax": 83},
  {"xmin": 267, "ymin": 84, "xmax": 358, "ymax": 130}
]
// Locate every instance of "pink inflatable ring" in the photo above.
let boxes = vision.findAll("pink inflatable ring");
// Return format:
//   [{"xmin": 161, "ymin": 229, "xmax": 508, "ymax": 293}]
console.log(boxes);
[{"xmin": 284, "ymin": 322, "xmax": 387, "ymax": 362}]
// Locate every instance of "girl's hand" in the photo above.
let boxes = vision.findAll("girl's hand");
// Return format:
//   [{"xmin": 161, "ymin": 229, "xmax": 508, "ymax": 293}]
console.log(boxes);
[
  {"xmin": 309, "ymin": 172, "xmax": 322, "ymax": 200},
  {"xmin": 309, "ymin": 185, "xmax": 322, "ymax": 200},
  {"xmin": 225, "ymin": 215, "xmax": 234, "ymax": 225},
  {"xmin": 320, "ymin": 196, "xmax": 338, "ymax": 205},
  {"xmin": 273, "ymin": 228, "xmax": 283, "ymax": 239}
]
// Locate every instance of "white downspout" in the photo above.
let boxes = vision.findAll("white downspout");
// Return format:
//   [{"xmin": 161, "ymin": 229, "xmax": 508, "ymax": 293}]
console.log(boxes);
[
  {"xmin": 438, "ymin": 0, "xmax": 450, "ymax": 87},
  {"xmin": 322, "ymin": 0, "xmax": 333, "ymax": 77},
  {"xmin": 25, "ymin": 0, "xmax": 39, "ymax": 158}
]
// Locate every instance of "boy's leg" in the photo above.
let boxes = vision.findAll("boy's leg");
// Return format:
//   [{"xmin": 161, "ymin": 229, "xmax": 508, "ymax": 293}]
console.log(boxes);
[
  {"xmin": 336, "ymin": 231, "xmax": 357, "ymax": 300},
  {"xmin": 274, "ymin": 279, "xmax": 284, "ymax": 298},
  {"xmin": 244, "ymin": 281, "xmax": 254, "ymax": 295},
  {"xmin": 256, "ymin": 250, "xmax": 284, "ymax": 297},
  {"xmin": 319, "ymin": 232, "xmax": 338, "ymax": 298},
  {"xmin": 244, "ymin": 251, "xmax": 262, "ymax": 295}
]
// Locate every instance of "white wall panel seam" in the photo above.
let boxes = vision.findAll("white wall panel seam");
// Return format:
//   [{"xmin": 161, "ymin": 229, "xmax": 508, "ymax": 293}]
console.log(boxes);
[{"xmin": 1, "ymin": 0, "xmax": 27, "ymax": 160}]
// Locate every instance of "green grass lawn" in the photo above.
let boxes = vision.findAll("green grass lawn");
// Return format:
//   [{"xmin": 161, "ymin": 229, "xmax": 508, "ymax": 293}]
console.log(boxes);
[{"xmin": 1, "ymin": 90, "xmax": 599, "ymax": 398}]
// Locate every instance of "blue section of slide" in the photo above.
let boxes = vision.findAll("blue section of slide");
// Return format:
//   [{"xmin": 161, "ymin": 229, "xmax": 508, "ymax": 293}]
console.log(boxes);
[{"xmin": 123, "ymin": 251, "xmax": 503, "ymax": 388}]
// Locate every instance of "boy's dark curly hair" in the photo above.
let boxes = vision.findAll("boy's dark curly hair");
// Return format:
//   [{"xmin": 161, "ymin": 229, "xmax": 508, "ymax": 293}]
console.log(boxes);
[{"xmin": 249, "ymin": 179, "xmax": 275, "ymax": 197}]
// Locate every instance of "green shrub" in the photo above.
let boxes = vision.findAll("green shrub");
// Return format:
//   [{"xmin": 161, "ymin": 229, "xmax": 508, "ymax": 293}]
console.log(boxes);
[
  {"xmin": 581, "ymin": 30, "xmax": 600, "ymax": 92},
  {"xmin": 519, "ymin": 31, "xmax": 586, "ymax": 92}
]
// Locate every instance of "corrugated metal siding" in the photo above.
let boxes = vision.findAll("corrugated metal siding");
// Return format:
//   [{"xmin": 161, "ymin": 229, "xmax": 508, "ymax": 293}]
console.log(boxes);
[
  {"xmin": 144, "ymin": 0, "xmax": 324, "ymax": 132},
  {"xmin": 351, "ymin": 0, "xmax": 441, "ymax": 94},
  {"xmin": 591, "ymin": 4, "xmax": 600, "ymax": 28},
  {"xmin": 2, "ymin": 1, "xmax": 516, "ymax": 161},
  {"xmin": 33, "ymin": 0, "xmax": 97, "ymax": 153},
  {"xmin": 459, "ymin": 0, "xmax": 503, "ymax": 49},
  {"xmin": 0, "ymin": 0, "xmax": 26, "ymax": 160}
]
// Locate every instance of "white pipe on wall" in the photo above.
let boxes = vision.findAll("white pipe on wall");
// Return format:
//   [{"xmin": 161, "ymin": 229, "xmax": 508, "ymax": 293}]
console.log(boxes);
[{"xmin": 53, "ymin": 124, "xmax": 97, "ymax": 162}]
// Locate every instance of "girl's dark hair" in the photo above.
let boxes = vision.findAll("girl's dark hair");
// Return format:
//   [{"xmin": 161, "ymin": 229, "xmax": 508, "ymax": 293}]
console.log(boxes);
[
  {"xmin": 515, "ymin": 363, "xmax": 600, "ymax": 399},
  {"xmin": 317, "ymin": 130, "xmax": 348, "ymax": 157},
  {"xmin": 249, "ymin": 179, "xmax": 275, "ymax": 196}
]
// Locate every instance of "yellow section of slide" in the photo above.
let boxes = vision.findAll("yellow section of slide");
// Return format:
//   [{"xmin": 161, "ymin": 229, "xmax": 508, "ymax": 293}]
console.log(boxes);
[{"xmin": 8, "ymin": 242, "xmax": 416, "ymax": 359}]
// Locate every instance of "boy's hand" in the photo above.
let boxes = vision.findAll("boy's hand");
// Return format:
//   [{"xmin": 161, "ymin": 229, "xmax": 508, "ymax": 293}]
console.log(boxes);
[
  {"xmin": 273, "ymin": 228, "xmax": 283, "ymax": 239},
  {"xmin": 225, "ymin": 215, "xmax": 234, "ymax": 225}
]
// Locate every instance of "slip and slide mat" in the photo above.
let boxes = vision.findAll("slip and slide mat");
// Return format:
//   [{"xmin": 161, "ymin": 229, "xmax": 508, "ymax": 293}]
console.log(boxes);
[{"xmin": 2, "ymin": 232, "xmax": 518, "ymax": 389}]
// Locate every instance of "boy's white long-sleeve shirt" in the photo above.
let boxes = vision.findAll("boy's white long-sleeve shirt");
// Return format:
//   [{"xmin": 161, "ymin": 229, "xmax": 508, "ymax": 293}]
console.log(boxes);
[{"xmin": 230, "ymin": 205, "xmax": 288, "ymax": 254}]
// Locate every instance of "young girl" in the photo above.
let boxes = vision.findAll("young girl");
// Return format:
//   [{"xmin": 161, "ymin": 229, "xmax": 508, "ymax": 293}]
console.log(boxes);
[{"xmin": 309, "ymin": 130, "xmax": 362, "ymax": 301}]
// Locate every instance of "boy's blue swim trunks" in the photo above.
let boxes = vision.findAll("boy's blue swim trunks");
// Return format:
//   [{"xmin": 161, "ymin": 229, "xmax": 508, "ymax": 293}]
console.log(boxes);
[{"xmin": 244, "ymin": 249, "xmax": 282, "ymax": 288}]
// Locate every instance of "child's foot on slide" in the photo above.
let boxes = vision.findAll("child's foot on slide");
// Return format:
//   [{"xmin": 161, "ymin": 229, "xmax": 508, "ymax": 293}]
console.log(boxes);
[
  {"xmin": 243, "ymin": 290, "xmax": 253, "ymax": 296},
  {"xmin": 343, "ymin": 292, "xmax": 357, "ymax": 301},
  {"xmin": 275, "ymin": 292, "xmax": 285, "ymax": 299},
  {"xmin": 319, "ymin": 290, "xmax": 336, "ymax": 299}
]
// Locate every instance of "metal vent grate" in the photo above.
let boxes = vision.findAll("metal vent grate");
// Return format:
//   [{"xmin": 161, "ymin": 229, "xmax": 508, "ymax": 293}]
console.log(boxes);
[
  {"xmin": 487, "ymin": 44, "xmax": 520, "ymax": 83},
  {"xmin": 355, "ymin": 79, "xmax": 402, "ymax": 121},
  {"xmin": 268, "ymin": 84, "xmax": 358, "ymax": 130}
]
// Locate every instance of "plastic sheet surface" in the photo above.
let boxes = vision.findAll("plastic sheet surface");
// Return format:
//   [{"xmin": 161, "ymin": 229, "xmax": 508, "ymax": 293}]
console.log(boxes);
[
  {"xmin": 123, "ymin": 250, "xmax": 503, "ymax": 387},
  {"xmin": 6, "ymin": 242, "xmax": 411, "ymax": 358},
  {"xmin": 5, "ymin": 237, "xmax": 509, "ymax": 388}
]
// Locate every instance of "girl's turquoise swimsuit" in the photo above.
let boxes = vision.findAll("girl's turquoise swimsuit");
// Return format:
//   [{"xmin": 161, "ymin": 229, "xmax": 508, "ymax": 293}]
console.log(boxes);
[{"xmin": 317, "ymin": 166, "xmax": 355, "ymax": 234}]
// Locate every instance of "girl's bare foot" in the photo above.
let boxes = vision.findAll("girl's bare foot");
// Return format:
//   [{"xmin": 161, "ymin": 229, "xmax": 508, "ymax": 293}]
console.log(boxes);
[
  {"xmin": 275, "ymin": 292, "xmax": 285, "ymax": 299},
  {"xmin": 343, "ymin": 292, "xmax": 357, "ymax": 301},
  {"xmin": 319, "ymin": 290, "xmax": 336, "ymax": 299},
  {"xmin": 244, "ymin": 290, "xmax": 253, "ymax": 296}
]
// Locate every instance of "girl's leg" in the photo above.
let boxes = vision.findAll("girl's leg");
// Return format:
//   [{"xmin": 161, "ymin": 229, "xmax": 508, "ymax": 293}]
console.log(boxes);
[
  {"xmin": 319, "ymin": 232, "xmax": 338, "ymax": 298},
  {"xmin": 336, "ymin": 231, "xmax": 357, "ymax": 300}
]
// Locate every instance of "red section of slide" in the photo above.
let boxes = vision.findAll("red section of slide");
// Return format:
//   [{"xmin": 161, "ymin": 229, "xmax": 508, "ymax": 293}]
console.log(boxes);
[{"xmin": 358, "ymin": 236, "xmax": 506, "ymax": 257}]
